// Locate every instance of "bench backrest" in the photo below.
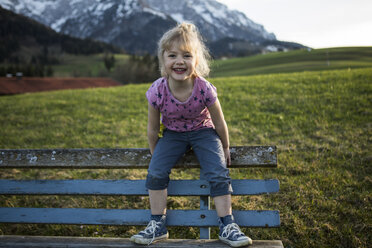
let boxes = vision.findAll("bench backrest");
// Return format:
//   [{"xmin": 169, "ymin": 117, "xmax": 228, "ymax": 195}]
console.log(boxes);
[{"xmin": 0, "ymin": 146, "xmax": 279, "ymax": 239}]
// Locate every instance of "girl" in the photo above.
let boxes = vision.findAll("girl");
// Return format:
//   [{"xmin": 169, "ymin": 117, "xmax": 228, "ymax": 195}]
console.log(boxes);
[{"xmin": 130, "ymin": 23, "xmax": 252, "ymax": 247}]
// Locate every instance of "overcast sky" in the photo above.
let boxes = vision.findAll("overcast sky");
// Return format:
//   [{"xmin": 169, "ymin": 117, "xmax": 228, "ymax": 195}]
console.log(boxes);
[{"xmin": 216, "ymin": 0, "xmax": 372, "ymax": 48}]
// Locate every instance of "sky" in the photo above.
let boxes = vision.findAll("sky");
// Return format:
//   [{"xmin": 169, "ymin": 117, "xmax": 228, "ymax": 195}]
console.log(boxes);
[{"xmin": 216, "ymin": 0, "xmax": 372, "ymax": 48}]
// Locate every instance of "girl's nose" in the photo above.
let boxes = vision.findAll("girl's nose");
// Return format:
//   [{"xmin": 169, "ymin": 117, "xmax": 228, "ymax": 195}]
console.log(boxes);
[{"xmin": 175, "ymin": 56, "xmax": 184, "ymax": 64}]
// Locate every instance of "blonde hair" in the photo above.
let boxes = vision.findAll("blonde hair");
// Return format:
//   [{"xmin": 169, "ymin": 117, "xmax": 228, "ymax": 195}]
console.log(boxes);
[{"xmin": 157, "ymin": 22, "xmax": 211, "ymax": 78}]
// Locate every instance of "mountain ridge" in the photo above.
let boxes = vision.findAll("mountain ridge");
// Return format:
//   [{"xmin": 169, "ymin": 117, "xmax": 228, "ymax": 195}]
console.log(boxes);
[{"xmin": 1, "ymin": 0, "xmax": 305, "ymax": 56}]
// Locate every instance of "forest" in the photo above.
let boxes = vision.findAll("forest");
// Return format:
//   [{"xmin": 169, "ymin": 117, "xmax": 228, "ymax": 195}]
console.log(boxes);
[{"xmin": 0, "ymin": 6, "xmax": 120, "ymax": 77}]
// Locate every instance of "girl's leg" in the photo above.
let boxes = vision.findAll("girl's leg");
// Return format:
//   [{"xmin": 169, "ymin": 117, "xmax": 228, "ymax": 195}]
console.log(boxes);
[
  {"xmin": 213, "ymin": 194, "xmax": 232, "ymax": 217},
  {"xmin": 190, "ymin": 128, "xmax": 233, "ymax": 200},
  {"xmin": 130, "ymin": 129, "xmax": 190, "ymax": 244},
  {"xmin": 131, "ymin": 129, "xmax": 186, "ymax": 246},
  {"xmin": 190, "ymin": 128, "xmax": 252, "ymax": 247},
  {"xmin": 146, "ymin": 130, "xmax": 189, "ymax": 214},
  {"xmin": 149, "ymin": 189, "xmax": 167, "ymax": 215}
]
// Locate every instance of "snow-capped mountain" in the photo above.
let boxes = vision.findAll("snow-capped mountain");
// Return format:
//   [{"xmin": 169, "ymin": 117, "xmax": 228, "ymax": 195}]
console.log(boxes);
[{"xmin": 0, "ymin": 0, "xmax": 301, "ymax": 55}]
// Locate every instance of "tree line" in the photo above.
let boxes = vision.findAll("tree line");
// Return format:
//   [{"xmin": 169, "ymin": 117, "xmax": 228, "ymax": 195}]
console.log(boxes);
[
  {"xmin": 112, "ymin": 54, "xmax": 160, "ymax": 84},
  {"xmin": 0, "ymin": 64, "xmax": 53, "ymax": 77},
  {"xmin": 0, "ymin": 6, "xmax": 120, "ymax": 77},
  {"xmin": 1, "ymin": 6, "xmax": 161, "ymax": 82}
]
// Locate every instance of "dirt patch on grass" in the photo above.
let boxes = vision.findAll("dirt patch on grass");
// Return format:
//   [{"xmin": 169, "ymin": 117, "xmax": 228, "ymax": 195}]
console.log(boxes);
[{"xmin": 0, "ymin": 77, "xmax": 121, "ymax": 95}]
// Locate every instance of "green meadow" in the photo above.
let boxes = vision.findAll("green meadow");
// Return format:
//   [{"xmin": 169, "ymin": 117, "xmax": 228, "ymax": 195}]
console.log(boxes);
[
  {"xmin": 52, "ymin": 53, "xmax": 130, "ymax": 77},
  {"xmin": 49, "ymin": 47, "xmax": 372, "ymax": 81},
  {"xmin": 0, "ymin": 67, "xmax": 371, "ymax": 248},
  {"xmin": 211, "ymin": 46, "xmax": 372, "ymax": 77}
]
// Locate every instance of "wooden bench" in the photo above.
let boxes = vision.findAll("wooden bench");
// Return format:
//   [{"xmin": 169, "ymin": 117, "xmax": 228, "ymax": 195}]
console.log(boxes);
[{"xmin": 0, "ymin": 147, "xmax": 283, "ymax": 247}]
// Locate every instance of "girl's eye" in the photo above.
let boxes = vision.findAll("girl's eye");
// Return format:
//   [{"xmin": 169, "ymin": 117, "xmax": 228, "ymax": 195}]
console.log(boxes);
[
  {"xmin": 168, "ymin": 54, "xmax": 176, "ymax": 58},
  {"xmin": 184, "ymin": 54, "xmax": 192, "ymax": 58}
]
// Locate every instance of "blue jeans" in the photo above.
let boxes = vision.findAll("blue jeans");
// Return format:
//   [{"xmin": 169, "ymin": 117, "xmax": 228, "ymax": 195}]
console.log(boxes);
[{"xmin": 146, "ymin": 128, "xmax": 233, "ymax": 197}]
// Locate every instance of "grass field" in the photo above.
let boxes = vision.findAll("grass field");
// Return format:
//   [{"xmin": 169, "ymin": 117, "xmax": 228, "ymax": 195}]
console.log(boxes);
[
  {"xmin": 52, "ymin": 53, "xmax": 129, "ymax": 77},
  {"xmin": 210, "ymin": 46, "xmax": 372, "ymax": 77},
  {"xmin": 0, "ymin": 68, "xmax": 371, "ymax": 247},
  {"xmin": 47, "ymin": 46, "xmax": 372, "ymax": 80}
]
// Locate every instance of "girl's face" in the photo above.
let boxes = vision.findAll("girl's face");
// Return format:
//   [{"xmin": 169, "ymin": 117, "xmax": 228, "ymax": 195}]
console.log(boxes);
[{"xmin": 163, "ymin": 43, "xmax": 196, "ymax": 84}]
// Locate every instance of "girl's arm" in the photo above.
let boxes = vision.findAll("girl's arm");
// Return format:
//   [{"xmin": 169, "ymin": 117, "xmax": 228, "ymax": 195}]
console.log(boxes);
[
  {"xmin": 208, "ymin": 98, "xmax": 231, "ymax": 166},
  {"xmin": 147, "ymin": 102, "xmax": 160, "ymax": 155}
]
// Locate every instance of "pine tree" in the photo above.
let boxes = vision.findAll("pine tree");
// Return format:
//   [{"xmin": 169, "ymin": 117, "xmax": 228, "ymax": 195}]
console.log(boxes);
[
  {"xmin": 104, "ymin": 53, "xmax": 115, "ymax": 72},
  {"xmin": 46, "ymin": 65, "xmax": 53, "ymax": 76}
]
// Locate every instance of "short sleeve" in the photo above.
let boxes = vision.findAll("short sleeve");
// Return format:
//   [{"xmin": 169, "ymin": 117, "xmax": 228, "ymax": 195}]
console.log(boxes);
[
  {"xmin": 146, "ymin": 79, "xmax": 162, "ymax": 110},
  {"xmin": 204, "ymin": 81, "xmax": 217, "ymax": 107}
]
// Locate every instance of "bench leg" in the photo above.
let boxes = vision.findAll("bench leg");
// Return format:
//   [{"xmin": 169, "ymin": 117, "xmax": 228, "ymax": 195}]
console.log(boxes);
[
  {"xmin": 200, "ymin": 171, "xmax": 211, "ymax": 239},
  {"xmin": 200, "ymin": 195, "xmax": 211, "ymax": 239}
]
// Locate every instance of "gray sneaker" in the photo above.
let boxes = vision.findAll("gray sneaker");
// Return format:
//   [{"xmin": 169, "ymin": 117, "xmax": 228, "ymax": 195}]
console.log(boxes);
[{"xmin": 130, "ymin": 215, "xmax": 168, "ymax": 245}]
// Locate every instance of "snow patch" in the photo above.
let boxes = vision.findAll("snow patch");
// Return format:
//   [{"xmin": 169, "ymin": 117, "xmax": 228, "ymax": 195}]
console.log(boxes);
[
  {"xmin": 51, "ymin": 16, "xmax": 68, "ymax": 31},
  {"xmin": 116, "ymin": 4, "xmax": 125, "ymax": 18},
  {"xmin": 143, "ymin": 7, "xmax": 166, "ymax": 19},
  {"xmin": 16, "ymin": 0, "xmax": 51, "ymax": 16},
  {"xmin": 193, "ymin": 3, "xmax": 215, "ymax": 24},
  {"xmin": 171, "ymin": 13, "xmax": 184, "ymax": 23},
  {"xmin": 97, "ymin": 2, "xmax": 114, "ymax": 12},
  {"xmin": 92, "ymin": 1, "xmax": 114, "ymax": 16},
  {"xmin": 202, "ymin": 13, "xmax": 213, "ymax": 24},
  {"xmin": 210, "ymin": 5, "xmax": 227, "ymax": 20},
  {"xmin": 0, "ymin": 0, "xmax": 12, "ymax": 7}
]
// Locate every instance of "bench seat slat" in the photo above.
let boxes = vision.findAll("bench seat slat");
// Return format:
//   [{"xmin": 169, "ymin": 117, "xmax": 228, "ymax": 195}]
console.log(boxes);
[
  {"xmin": 0, "ymin": 146, "xmax": 277, "ymax": 168},
  {"xmin": 0, "ymin": 208, "xmax": 280, "ymax": 227},
  {"xmin": 0, "ymin": 235, "xmax": 284, "ymax": 248},
  {"xmin": 0, "ymin": 179, "xmax": 279, "ymax": 196}
]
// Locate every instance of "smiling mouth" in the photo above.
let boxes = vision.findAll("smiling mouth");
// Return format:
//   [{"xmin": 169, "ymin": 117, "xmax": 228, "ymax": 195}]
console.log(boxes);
[{"xmin": 173, "ymin": 68, "xmax": 187, "ymax": 74}]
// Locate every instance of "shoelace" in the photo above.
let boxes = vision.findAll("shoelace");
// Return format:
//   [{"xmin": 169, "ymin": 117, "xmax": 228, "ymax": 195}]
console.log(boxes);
[
  {"xmin": 143, "ymin": 220, "xmax": 161, "ymax": 245},
  {"xmin": 221, "ymin": 223, "xmax": 245, "ymax": 240}
]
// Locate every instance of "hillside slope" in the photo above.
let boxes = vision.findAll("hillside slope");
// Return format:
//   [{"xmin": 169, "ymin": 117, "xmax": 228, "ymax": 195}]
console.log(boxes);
[
  {"xmin": 211, "ymin": 47, "xmax": 372, "ymax": 77},
  {"xmin": 47, "ymin": 47, "xmax": 372, "ymax": 80}
]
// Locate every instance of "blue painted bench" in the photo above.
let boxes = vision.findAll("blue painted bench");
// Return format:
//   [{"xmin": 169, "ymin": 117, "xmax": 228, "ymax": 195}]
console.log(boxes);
[{"xmin": 0, "ymin": 147, "xmax": 283, "ymax": 247}]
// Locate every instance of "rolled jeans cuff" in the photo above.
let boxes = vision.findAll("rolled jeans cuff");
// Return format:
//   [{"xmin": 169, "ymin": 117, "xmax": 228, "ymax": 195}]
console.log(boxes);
[
  {"xmin": 145, "ymin": 174, "xmax": 169, "ymax": 190},
  {"xmin": 210, "ymin": 182, "xmax": 233, "ymax": 197}
]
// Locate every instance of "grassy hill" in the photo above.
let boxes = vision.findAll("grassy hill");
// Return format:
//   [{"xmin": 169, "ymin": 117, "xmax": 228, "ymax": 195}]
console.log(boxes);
[
  {"xmin": 0, "ymin": 68, "xmax": 371, "ymax": 247},
  {"xmin": 49, "ymin": 47, "xmax": 372, "ymax": 81},
  {"xmin": 52, "ymin": 53, "xmax": 129, "ymax": 77},
  {"xmin": 210, "ymin": 46, "xmax": 372, "ymax": 77}
]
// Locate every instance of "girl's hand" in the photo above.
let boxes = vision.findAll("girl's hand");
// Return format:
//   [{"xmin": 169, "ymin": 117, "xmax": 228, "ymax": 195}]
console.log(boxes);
[{"xmin": 223, "ymin": 147, "xmax": 231, "ymax": 166}]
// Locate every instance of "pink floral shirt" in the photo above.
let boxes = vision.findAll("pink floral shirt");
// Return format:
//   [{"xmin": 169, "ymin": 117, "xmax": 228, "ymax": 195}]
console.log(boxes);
[{"xmin": 146, "ymin": 77, "xmax": 217, "ymax": 132}]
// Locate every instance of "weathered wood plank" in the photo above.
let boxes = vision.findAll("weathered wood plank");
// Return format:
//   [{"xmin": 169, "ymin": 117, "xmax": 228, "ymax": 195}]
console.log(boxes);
[
  {"xmin": 0, "ymin": 179, "xmax": 279, "ymax": 196},
  {"xmin": 0, "ymin": 146, "xmax": 277, "ymax": 169},
  {"xmin": 0, "ymin": 235, "xmax": 284, "ymax": 248},
  {"xmin": 0, "ymin": 208, "xmax": 280, "ymax": 227}
]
